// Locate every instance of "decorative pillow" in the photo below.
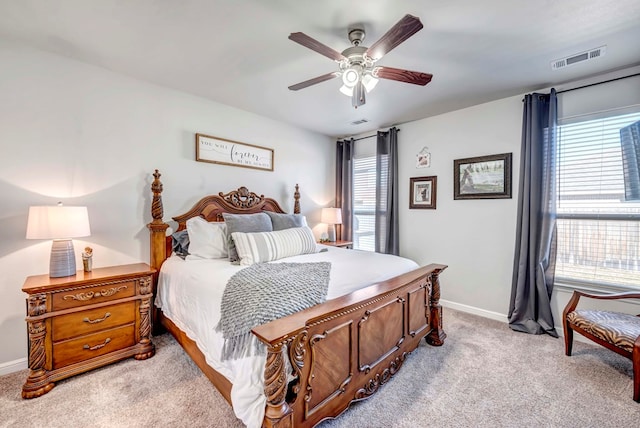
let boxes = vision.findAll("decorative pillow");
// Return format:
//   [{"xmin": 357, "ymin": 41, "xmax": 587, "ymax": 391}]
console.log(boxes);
[
  {"xmin": 265, "ymin": 211, "xmax": 307, "ymax": 230},
  {"xmin": 185, "ymin": 216, "xmax": 228, "ymax": 259},
  {"xmin": 222, "ymin": 212, "xmax": 273, "ymax": 264},
  {"xmin": 232, "ymin": 226, "xmax": 318, "ymax": 266},
  {"xmin": 171, "ymin": 230, "xmax": 190, "ymax": 259}
]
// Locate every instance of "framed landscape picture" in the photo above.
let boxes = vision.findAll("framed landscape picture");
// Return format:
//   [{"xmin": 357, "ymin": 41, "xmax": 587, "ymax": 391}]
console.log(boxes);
[
  {"xmin": 410, "ymin": 176, "xmax": 437, "ymax": 209},
  {"xmin": 453, "ymin": 153, "xmax": 512, "ymax": 200}
]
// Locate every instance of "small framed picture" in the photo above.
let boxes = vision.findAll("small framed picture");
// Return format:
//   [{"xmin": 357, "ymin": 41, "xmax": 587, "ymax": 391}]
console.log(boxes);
[
  {"xmin": 416, "ymin": 146, "xmax": 431, "ymax": 168},
  {"xmin": 410, "ymin": 176, "xmax": 437, "ymax": 209}
]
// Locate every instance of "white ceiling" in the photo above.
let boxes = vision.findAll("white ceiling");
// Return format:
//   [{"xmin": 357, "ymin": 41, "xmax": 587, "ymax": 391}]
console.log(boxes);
[{"xmin": 1, "ymin": 0, "xmax": 639, "ymax": 138}]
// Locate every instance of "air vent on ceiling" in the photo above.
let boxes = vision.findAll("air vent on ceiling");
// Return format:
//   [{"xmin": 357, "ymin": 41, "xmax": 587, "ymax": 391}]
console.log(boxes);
[
  {"xmin": 551, "ymin": 46, "xmax": 606, "ymax": 70},
  {"xmin": 350, "ymin": 118, "xmax": 370, "ymax": 125}
]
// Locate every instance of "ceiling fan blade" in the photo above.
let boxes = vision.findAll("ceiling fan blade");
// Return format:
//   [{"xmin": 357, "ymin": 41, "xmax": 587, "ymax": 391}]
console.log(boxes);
[
  {"xmin": 373, "ymin": 66, "xmax": 433, "ymax": 86},
  {"xmin": 289, "ymin": 32, "xmax": 347, "ymax": 62},
  {"xmin": 288, "ymin": 72, "xmax": 340, "ymax": 91},
  {"xmin": 365, "ymin": 14, "xmax": 423, "ymax": 61}
]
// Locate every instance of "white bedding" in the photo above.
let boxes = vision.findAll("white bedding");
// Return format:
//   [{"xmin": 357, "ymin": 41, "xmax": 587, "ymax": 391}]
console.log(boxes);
[{"xmin": 155, "ymin": 245, "xmax": 419, "ymax": 427}]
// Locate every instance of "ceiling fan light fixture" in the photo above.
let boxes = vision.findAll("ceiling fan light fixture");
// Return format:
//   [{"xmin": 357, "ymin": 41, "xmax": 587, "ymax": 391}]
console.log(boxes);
[
  {"xmin": 361, "ymin": 74, "xmax": 379, "ymax": 93},
  {"xmin": 339, "ymin": 84, "xmax": 354, "ymax": 96},
  {"xmin": 341, "ymin": 66, "xmax": 361, "ymax": 87}
]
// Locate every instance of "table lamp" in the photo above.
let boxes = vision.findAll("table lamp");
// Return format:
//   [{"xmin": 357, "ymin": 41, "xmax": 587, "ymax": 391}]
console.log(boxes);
[
  {"xmin": 321, "ymin": 207, "xmax": 342, "ymax": 242},
  {"xmin": 26, "ymin": 204, "xmax": 91, "ymax": 278}
]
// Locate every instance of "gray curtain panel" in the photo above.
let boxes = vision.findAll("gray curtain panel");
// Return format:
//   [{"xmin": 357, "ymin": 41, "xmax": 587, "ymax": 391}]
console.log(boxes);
[
  {"xmin": 620, "ymin": 120, "xmax": 640, "ymax": 201},
  {"xmin": 509, "ymin": 89, "xmax": 559, "ymax": 337},
  {"xmin": 336, "ymin": 138, "xmax": 354, "ymax": 242},
  {"xmin": 375, "ymin": 127, "xmax": 399, "ymax": 255}
]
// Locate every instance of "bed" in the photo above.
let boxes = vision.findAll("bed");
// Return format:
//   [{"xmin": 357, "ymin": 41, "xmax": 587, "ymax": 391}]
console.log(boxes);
[{"xmin": 146, "ymin": 169, "xmax": 447, "ymax": 427}]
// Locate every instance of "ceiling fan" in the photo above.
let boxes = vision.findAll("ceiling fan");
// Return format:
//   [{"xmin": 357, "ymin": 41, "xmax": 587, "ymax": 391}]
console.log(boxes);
[{"xmin": 288, "ymin": 14, "xmax": 433, "ymax": 108}]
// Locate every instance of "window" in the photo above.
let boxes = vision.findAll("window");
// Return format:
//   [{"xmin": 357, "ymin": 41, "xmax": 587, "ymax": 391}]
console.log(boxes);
[
  {"xmin": 555, "ymin": 111, "xmax": 640, "ymax": 289},
  {"xmin": 353, "ymin": 155, "xmax": 376, "ymax": 251},
  {"xmin": 351, "ymin": 132, "xmax": 397, "ymax": 253}
]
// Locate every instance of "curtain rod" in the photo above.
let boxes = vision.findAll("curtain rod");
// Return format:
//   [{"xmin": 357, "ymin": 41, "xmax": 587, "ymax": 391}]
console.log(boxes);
[
  {"xmin": 349, "ymin": 128, "xmax": 401, "ymax": 142},
  {"xmin": 556, "ymin": 72, "xmax": 640, "ymax": 94}
]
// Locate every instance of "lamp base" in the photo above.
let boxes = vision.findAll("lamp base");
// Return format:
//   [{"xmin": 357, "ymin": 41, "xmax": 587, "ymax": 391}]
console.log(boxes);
[
  {"xmin": 327, "ymin": 224, "xmax": 336, "ymax": 242},
  {"xmin": 49, "ymin": 239, "xmax": 77, "ymax": 278}
]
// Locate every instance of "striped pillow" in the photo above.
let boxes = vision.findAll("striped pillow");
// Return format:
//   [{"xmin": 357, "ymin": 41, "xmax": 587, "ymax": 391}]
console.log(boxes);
[{"xmin": 232, "ymin": 226, "xmax": 318, "ymax": 265}]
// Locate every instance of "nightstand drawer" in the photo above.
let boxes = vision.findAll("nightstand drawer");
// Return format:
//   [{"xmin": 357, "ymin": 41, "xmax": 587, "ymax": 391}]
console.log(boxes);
[
  {"xmin": 52, "ymin": 280, "xmax": 136, "ymax": 310},
  {"xmin": 52, "ymin": 301, "xmax": 136, "ymax": 342},
  {"xmin": 53, "ymin": 324, "xmax": 136, "ymax": 369}
]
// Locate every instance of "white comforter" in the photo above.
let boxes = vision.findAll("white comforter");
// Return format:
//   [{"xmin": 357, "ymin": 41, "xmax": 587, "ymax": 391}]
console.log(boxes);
[{"xmin": 155, "ymin": 245, "xmax": 418, "ymax": 427}]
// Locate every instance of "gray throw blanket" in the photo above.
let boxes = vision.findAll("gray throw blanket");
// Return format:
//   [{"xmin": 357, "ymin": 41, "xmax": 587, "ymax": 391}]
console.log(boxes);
[{"xmin": 215, "ymin": 262, "xmax": 331, "ymax": 361}]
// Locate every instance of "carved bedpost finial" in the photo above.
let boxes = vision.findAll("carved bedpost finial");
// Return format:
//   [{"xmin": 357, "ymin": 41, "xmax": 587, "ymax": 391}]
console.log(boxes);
[
  {"xmin": 148, "ymin": 169, "xmax": 169, "ymax": 276},
  {"xmin": 151, "ymin": 169, "xmax": 164, "ymax": 223},
  {"xmin": 294, "ymin": 184, "xmax": 300, "ymax": 214}
]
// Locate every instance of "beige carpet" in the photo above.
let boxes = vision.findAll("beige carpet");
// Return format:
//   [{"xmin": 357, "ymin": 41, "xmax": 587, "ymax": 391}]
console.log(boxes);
[{"xmin": 2, "ymin": 309, "xmax": 639, "ymax": 428}]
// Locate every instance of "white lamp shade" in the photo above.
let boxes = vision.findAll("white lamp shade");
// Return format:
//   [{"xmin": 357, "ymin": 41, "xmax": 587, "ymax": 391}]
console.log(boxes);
[
  {"xmin": 26, "ymin": 206, "xmax": 91, "ymax": 239},
  {"xmin": 362, "ymin": 74, "xmax": 379, "ymax": 93},
  {"xmin": 339, "ymin": 84, "xmax": 354, "ymax": 97},
  {"xmin": 321, "ymin": 207, "xmax": 342, "ymax": 225}
]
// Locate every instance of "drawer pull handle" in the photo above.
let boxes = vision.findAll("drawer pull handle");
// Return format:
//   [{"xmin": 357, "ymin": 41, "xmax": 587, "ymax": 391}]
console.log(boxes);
[
  {"xmin": 83, "ymin": 338, "xmax": 111, "ymax": 351},
  {"xmin": 83, "ymin": 312, "xmax": 111, "ymax": 324}
]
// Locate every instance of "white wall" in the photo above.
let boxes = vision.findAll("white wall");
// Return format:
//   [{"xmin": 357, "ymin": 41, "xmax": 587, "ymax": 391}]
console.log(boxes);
[
  {"xmin": 398, "ymin": 67, "xmax": 640, "ymax": 331},
  {"xmin": 398, "ymin": 95, "xmax": 523, "ymax": 320},
  {"xmin": 0, "ymin": 40, "xmax": 334, "ymax": 371}
]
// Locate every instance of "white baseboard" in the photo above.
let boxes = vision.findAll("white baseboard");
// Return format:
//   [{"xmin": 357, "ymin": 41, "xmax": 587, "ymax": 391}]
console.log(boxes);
[
  {"xmin": 0, "ymin": 358, "xmax": 27, "ymax": 376},
  {"xmin": 440, "ymin": 299, "xmax": 508, "ymax": 323},
  {"xmin": 440, "ymin": 299, "xmax": 595, "ymax": 345}
]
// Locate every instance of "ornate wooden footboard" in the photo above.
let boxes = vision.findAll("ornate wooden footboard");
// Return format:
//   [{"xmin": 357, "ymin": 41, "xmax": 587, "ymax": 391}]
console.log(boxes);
[
  {"xmin": 147, "ymin": 170, "xmax": 446, "ymax": 427},
  {"xmin": 254, "ymin": 263, "xmax": 446, "ymax": 427}
]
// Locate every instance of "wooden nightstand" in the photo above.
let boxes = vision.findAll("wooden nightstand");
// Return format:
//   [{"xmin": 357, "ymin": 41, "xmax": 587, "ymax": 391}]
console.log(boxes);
[
  {"xmin": 21, "ymin": 263, "xmax": 156, "ymax": 399},
  {"xmin": 320, "ymin": 240, "xmax": 353, "ymax": 249}
]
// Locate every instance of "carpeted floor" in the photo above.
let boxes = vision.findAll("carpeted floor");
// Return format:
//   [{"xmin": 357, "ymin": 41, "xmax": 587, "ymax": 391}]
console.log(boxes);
[{"xmin": 2, "ymin": 309, "xmax": 639, "ymax": 427}]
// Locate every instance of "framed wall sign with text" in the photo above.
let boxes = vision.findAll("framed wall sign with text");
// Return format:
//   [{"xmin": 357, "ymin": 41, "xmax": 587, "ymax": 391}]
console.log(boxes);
[{"xmin": 196, "ymin": 133, "xmax": 274, "ymax": 171}]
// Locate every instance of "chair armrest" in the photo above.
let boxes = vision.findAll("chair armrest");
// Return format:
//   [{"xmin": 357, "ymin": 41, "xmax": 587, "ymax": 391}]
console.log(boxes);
[
  {"xmin": 563, "ymin": 290, "xmax": 640, "ymax": 319},
  {"xmin": 573, "ymin": 290, "xmax": 640, "ymax": 301}
]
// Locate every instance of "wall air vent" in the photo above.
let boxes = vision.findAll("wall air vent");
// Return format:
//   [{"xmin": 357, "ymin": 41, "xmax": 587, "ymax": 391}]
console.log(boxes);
[
  {"xmin": 350, "ymin": 118, "xmax": 369, "ymax": 125},
  {"xmin": 551, "ymin": 46, "xmax": 606, "ymax": 70}
]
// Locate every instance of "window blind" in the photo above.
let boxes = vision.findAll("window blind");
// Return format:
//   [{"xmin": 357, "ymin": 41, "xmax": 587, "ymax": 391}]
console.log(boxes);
[
  {"xmin": 353, "ymin": 156, "xmax": 376, "ymax": 251},
  {"xmin": 555, "ymin": 111, "xmax": 640, "ymax": 288}
]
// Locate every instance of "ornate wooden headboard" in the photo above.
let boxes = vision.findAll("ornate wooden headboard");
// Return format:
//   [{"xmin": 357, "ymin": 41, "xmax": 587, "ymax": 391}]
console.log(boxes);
[
  {"xmin": 172, "ymin": 186, "xmax": 293, "ymax": 231},
  {"xmin": 147, "ymin": 169, "xmax": 301, "ymax": 273}
]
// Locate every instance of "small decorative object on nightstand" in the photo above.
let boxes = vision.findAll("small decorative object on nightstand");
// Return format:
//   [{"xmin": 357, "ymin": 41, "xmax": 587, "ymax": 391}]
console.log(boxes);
[
  {"xmin": 82, "ymin": 247, "xmax": 93, "ymax": 272},
  {"xmin": 21, "ymin": 263, "xmax": 156, "ymax": 399},
  {"xmin": 321, "ymin": 240, "xmax": 353, "ymax": 249}
]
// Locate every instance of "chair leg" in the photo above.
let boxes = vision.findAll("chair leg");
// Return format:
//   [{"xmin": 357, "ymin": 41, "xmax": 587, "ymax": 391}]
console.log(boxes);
[
  {"xmin": 633, "ymin": 344, "xmax": 640, "ymax": 402},
  {"xmin": 564, "ymin": 321, "xmax": 574, "ymax": 356}
]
